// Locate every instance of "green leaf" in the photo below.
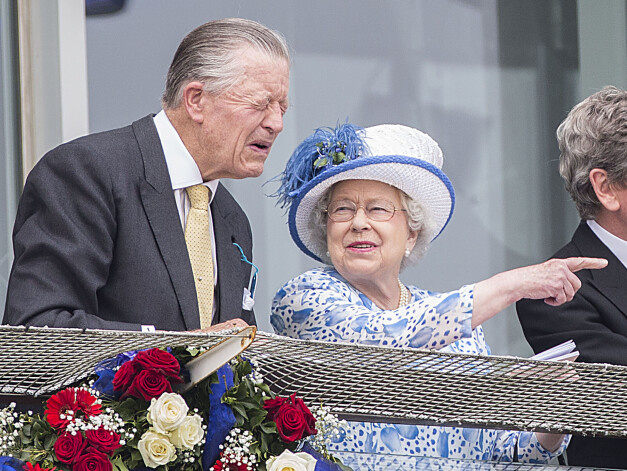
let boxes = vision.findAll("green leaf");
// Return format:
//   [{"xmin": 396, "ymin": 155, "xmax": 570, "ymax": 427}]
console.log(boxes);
[
  {"xmin": 333, "ymin": 151, "xmax": 346, "ymax": 164},
  {"xmin": 31, "ymin": 421, "xmax": 43, "ymax": 436},
  {"xmin": 130, "ymin": 448, "xmax": 143, "ymax": 464},
  {"xmin": 111, "ymin": 454, "xmax": 131, "ymax": 471},
  {"xmin": 270, "ymin": 439, "xmax": 286, "ymax": 455},
  {"xmin": 43, "ymin": 433, "xmax": 56, "ymax": 450},
  {"xmin": 115, "ymin": 397, "xmax": 141, "ymax": 421},
  {"xmin": 248, "ymin": 411, "xmax": 266, "ymax": 429},
  {"xmin": 237, "ymin": 397, "xmax": 260, "ymax": 410},
  {"xmin": 239, "ymin": 360, "xmax": 252, "ymax": 377},
  {"xmin": 230, "ymin": 403, "xmax": 248, "ymax": 420},
  {"xmin": 187, "ymin": 347, "xmax": 200, "ymax": 357},
  {"xmin": 259, "ymin": 421, "xmax": 277, "ymax": 434},
  {"xmin": 314, "ymin": 157, "xmax": 328, "ymax": 168},
  {"xmin": 259, "ymin": 432, "xmax": 270, "ymax": 455},
  {"xmin": 248, "ymin": 442, "xmax": 261, "ymax": 456}
]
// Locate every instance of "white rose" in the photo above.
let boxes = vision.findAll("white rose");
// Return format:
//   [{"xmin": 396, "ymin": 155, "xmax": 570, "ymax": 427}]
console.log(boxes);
[
  {"xmin": 138, "ymin": 429, "xmax": 177, "ymax": 468},
  {"xmin": 170, "ymin": 414, "xmax": 204, "ymax": 449},
  {"xmin": 266, "ymin": 450, "xmax": 317, "ymax": 471},
  {"xmin": 147, "ymin": 392, "xmax": 189, "ymax": 433}
]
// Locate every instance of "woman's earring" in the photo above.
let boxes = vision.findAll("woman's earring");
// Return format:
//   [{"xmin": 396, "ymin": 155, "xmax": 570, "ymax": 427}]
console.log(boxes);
[
  {"xmin": 404, "ymin": 248, "xmax": 410, "ymax": 258},
  {"xmin": 326, "ymin": 251, "xmax": 330, "ymax": 258}
]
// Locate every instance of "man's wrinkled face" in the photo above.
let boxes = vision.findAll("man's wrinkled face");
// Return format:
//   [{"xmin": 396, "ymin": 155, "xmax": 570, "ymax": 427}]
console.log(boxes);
[{"xmin": 196, "ymin": 49, "xmax": 289, "ymax": 180}]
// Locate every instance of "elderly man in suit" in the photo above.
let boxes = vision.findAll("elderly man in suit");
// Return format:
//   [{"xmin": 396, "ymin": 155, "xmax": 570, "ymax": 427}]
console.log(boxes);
[
  {"xmin": 3, "ymin": 18, "xmax": 290, "ymax": 332},
  {"xmin": 517, "ymin": 86, "xmax": 627, "ymax": 467}
]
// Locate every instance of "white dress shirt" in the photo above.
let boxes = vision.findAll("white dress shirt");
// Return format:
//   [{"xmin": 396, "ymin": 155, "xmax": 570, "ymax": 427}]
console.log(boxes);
[
  {"xmin": 151, "ymin": 110, "xmax": 219, "ymax": 325},
  {"xmin": 587, "ymin": 219, "xmax": 627, "ymax": 269}
]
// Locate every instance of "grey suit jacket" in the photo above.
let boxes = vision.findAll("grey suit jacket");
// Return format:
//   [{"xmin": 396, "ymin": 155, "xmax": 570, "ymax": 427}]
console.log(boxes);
[
  {"xmin": 517, "ymin": 221, "xmax": 627, "ymax": 467},
  {"xmin": 4, "ymin": 115, "xmax": 255, "ymax": 330}
]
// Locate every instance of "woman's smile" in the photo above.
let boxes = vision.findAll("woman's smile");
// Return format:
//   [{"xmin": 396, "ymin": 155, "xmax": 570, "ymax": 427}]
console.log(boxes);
[{"xmin": 346, "ymin": 240, "xmax": 379, "ymax": 253}]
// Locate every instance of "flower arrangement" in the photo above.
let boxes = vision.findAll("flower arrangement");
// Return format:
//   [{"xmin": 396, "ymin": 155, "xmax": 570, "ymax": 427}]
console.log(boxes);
[{"xmin": 0, "ymin": 346, "xmax": 351, "ymax": 471}]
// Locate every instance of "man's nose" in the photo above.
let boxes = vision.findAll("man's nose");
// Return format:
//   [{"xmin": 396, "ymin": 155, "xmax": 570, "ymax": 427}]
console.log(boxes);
[{"xmin": 263, "ymin": 103, "xmax": 284, "ymax": 135}]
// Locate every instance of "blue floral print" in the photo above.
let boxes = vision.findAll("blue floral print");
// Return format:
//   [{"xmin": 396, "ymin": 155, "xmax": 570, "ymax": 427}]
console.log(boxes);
[{"xmin": 271, "ymin": 267, "xmax": 570, "ymax": 463}]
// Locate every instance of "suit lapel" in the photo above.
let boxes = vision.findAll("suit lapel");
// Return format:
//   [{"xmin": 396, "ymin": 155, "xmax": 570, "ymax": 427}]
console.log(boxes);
[
  {"xmin": 212, "ymin": 184, "xmax": 245, "ymax": 323},
  {"xmin": 574, "ymin": 222, "xmax": 627, "ymax": 318},
  {"xmin": 133, "ymin": 115, "xmax": 200, "ymax": 330}
]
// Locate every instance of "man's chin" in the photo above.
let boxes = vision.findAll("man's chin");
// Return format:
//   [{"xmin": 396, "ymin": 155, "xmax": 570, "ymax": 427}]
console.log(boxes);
[{"xmin": 239, "ymin": 160, "xmax": 266, "ymax": 179}]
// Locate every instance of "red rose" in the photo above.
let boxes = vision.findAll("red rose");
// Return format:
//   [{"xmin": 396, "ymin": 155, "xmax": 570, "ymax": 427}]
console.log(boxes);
[
  {"xmin": 112, "ymin": 360, "xmax": 139, "ymax": 394},
  {"xmin": 134, "ymin": 348, "xmax": 181, "ymax": 377},
  {"xmin": 125, "ymin": 369, "xmax": 172, "ymax": 401},
  {"xmin": 53, "ymin": 432, "xmax": 86, "ymax": 464},
  {"xmin": 85, "ymin": 427, "xmax": 121, "ymax": 454},
  {"xmin": 73, "ymin": 447, "xmax": 112, "ymax": 471},
  {"xmin": 262, "ymin": 396, "xmax": 287, "ymax": 421},
  {"xmin": 264, "ymin": 394, "xmax": 317, "ymax": 442},
  {"xmin": 113, "ymin": 360, "xmax": 139, "ymax": 392}
]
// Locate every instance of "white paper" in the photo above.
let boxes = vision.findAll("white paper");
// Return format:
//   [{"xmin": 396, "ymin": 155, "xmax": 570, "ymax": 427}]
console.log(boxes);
[{"xmin": 530, "ymin": 339, "xmax": 579, "ymax": 362}]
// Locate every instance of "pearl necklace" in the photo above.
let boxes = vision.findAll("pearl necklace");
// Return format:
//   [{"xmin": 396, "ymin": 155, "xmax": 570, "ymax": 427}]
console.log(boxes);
[{"xmin": 398, "ymin": 278, "xmax": 410, "ymax": 308}]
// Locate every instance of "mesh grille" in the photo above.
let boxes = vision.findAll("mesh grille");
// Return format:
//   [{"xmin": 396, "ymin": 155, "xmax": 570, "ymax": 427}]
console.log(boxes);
[
  {"xmin": 1, "ymin": 326, "xmax": 627, "ymax": 438},
  {"xmin": 244, "ymin": 333, "xmax": 627, "ymax": 437},
  {"xmin": 0, "ymin": 325, "xmax": 238, "ymax": 397}
]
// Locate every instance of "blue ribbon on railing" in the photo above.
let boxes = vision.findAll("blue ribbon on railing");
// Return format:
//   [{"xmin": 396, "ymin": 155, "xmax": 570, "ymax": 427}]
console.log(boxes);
[{"xmin": 202, "ymin": 363, "xmax": 236, "ymax": 470}]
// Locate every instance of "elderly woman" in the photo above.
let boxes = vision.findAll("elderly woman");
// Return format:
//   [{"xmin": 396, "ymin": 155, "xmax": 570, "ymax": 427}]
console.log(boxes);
[{"xmin": 271, "ymin": 123, "xmax": 606, "ymax": 463}]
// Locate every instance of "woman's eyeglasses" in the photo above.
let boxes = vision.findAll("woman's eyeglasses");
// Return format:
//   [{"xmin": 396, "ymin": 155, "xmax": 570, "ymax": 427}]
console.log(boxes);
[{"xmin": 324, "ymin": 200, "xmax": 406, "ymax": 222}]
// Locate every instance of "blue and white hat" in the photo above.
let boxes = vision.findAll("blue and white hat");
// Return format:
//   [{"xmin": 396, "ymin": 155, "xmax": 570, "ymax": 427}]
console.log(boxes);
[{"xmin": 275, "ymin": 123, "xmax": 455, "ymax": 262}]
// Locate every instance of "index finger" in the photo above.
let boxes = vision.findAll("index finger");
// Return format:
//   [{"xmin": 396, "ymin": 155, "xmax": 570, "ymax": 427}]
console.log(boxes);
[{"xmin": 564, "ymin": 257, "xmax": 608, "ymax": 272}]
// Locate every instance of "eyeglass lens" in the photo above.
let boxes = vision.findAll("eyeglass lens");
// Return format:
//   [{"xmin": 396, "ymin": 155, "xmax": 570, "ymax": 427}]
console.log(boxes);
[{"xmin": 327, "ymin": 200, "xmax": 397, "ymax": 222}]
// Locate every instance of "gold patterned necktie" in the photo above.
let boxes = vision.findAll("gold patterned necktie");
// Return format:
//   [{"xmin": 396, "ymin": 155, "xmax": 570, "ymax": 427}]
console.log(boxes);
[{"xmin": 185, "ymin": 184, "xmax": 214, "ymax": 328}]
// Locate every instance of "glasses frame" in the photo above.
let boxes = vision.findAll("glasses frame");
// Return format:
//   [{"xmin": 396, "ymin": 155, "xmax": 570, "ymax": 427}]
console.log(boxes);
[{"xmin": 323, "ymin": 200, "xmax": 407, "ymax": 222}]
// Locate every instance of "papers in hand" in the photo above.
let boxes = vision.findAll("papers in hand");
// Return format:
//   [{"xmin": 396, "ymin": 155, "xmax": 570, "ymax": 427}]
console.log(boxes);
[{"xmin": 530, "ymin": 339, "xmax": 579, "ymax": 362}]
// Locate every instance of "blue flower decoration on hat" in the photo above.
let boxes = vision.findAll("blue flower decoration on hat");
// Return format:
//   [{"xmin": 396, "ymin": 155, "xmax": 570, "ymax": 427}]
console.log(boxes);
[{"xmin": 275, "ymin": 123, "xmax": 367, "ymax": 209}]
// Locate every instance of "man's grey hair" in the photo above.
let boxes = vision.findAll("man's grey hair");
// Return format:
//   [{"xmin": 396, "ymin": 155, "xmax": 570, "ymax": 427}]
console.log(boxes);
[
  {"xmin": 310, "ymin": 183, "xmax": 436, "ymax": 271},
  {"xmin": 558, "ymin": 85, "xmax": 627, "ymax": 220},
  {"xmin": 161, "ymin": 18, "xmax": 290, "ymax": 109}
]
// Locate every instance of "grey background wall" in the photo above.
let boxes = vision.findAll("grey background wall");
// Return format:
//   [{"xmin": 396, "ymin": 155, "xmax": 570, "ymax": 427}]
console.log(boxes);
[{"xmin": 84, "ymin": 0, "xmax": 589, "ymax": 355}]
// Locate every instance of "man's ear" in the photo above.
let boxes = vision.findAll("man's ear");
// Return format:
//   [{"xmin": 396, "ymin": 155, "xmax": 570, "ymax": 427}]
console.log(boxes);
[
  {"xmin": 181, "ymin": 81, "xmax": 208, "ymax": 124},
  {"xmin": 590, "ymin": 168, "xmax": 621, "ymax": 211}
]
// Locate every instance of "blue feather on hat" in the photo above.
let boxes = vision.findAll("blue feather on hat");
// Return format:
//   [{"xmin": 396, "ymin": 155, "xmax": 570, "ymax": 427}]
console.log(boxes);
[{"xmin": 274, "ymin": 122, "xmax": 367, "ymax": 209}]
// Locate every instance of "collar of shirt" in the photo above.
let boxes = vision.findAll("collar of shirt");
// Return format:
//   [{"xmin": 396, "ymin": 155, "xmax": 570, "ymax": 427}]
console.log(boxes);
[
  {"xmin": 153, "ymin": 110, "xmax": 219, "ymax": 199},
  {"xmin": 587, "ymin": 219, "xmax": 627, "ymax": 269},
  {"xmin": 154, "ymin": 110, "xmax": 220, "ymax": 298}
]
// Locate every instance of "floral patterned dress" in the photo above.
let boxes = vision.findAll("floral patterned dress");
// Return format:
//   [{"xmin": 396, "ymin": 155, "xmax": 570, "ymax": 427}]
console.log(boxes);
[{"xmin": 271, "ymin": 267, "xmax": 570, "ymax": 463}]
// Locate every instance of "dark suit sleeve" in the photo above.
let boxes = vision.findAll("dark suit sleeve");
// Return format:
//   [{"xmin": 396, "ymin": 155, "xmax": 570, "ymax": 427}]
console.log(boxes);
[
  {"xmin": 4, "ymin": 141, "xmax": 142, "ymax": 330},
  {"xmin": 517, "ymin": 279, "xmax": 627, "ymax": 366}
]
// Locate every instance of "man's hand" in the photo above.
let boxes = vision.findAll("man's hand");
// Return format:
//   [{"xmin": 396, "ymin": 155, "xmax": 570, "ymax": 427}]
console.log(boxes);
[{"xmin": 193, "ymin": 318, "xmax": 249, "ymax": 333}]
